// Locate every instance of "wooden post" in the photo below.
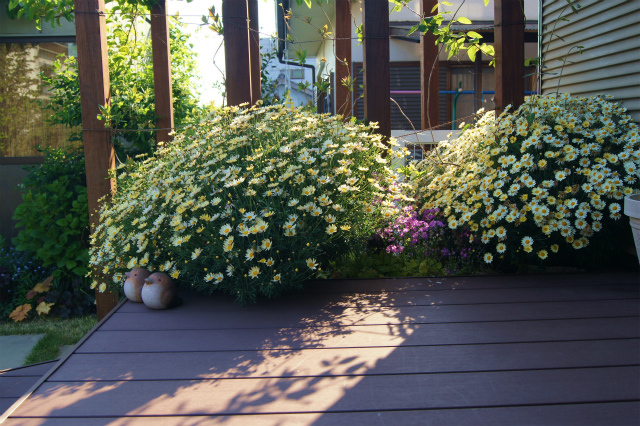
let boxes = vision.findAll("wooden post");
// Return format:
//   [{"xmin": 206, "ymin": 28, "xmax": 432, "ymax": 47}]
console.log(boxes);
[
  {"xmin": 362, "ymin": 0, "xmax": 390, "ymax": 140},
  {"xmin": 474, "ymin": 54, "xmax": 483, "ymax": 113},
  {"xmin": 421, "ymin": 0, "xmax": 439, "ymax": 130},
  {"xmin": 150, "ymin": 0, "xmax": 174, "ymax": 144},
  {"xmin": 335, "ymin": 0, "xmax": 352, "ymax": 118},
  {"xmin": 248, "ymin": 0, "xmax": 261, "ymax": 105},
  {"xmin": 223, "ymin": 0, "xmax": 252, "ymax": 106},
  {"xmin": 494, "ymin": 0, "xmax": 524, "ymax": 116},
  {"xmin": 74, "ymin": 0, "xmax": 118, "ymax": 320}
]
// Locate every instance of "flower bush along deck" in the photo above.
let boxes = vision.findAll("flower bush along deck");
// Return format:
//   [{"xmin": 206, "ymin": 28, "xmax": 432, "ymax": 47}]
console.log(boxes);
[
  {"xmin": 89, "ymin": 104, "xmax": 409, "ymax": 303},
  {"xmin": 409, "ymin": 94, "xmax": 639, "ymax": 268}
]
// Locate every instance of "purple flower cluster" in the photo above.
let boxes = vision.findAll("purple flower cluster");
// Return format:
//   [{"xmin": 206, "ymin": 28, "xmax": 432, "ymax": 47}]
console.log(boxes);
[
  {"xmin": 377, "ymin": 207, "xmax": 444, "ymax": 255},
  {"xmin": 369, "ymin": 206, "xmax": 486, "ymax": 275}
]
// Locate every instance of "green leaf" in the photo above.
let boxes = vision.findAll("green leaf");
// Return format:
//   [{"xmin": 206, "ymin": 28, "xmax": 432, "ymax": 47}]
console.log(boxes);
[
  {"xmin": 482, "ymin": 44, "xmax": 495, "ymax": 57},
  {"xmin": 56, "ymin": 218, "xmax": 69, "ymax": 227},
  {"xmin": 467, "ymin": 31, "xmax": 482, "ymax": 39},
  {"xmin": 467, "ymin": 45, "xmax": 478, "ymax": 62},
  {"xmin": 457, "ymin": 17, "xmax": 472, "ymax": 25},
  {"xmin": 526, "ymin": 113, "xmax": 535, "ymax": 126}
]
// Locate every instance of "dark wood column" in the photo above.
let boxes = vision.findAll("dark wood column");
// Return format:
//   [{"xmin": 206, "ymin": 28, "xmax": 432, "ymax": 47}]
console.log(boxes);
[
  {"xmin": 74, "ymin": 0, "xmax": 118, "ymax": 320},
  {"xmin": 248, "ymin": 0, "xmax": 261, "ymax": 105},
  {"xmin": 362, "ymin": 0, "xmax": 390, "ymax": 140},
  {"xmin": 335, "ymin": 0, "xmax": 352, "ymax": 118},
  {"xmin": 150, "ymin": 0, "xmax": 174, "ymax": 144},
  {"xmin": 494, "ymin": 0, "xmax": 525, "ymax": 115},
  {"xmin": 421, "ymin": 0, "xmax": 439, "ymax": 130},
  {"xmin": 223, "ymin": 0, "xmax": 251, "ymax": 106}
]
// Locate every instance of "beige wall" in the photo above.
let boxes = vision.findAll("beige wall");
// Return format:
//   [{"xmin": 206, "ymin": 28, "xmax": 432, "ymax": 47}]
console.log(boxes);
[{"xmin": 541, "ymin": 0, "xmax": 640, "ymax": 122}]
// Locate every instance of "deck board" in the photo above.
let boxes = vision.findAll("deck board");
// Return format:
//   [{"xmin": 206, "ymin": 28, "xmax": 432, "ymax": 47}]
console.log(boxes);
[
  {"xmin": 102, "ymin": 299, "xmax": 640, "ymax": 330},
  {"xmin": 115, "ymin": 283, "xmax": 640, "ymax": 312},
  {"xmin": 13, "ymin": 367, "xmax": 640, "ymax": 416},
  {"xmin": 3, "ymin": 272, "xmax": 639, "ymax": 425},
  {"xmin": 77, "ymin": 317, "xmax": 640, "ymax": 353},
  {"xmin": 49, "ymin": 339, "xmax": 640, "ymax": 381},
  {"xmin": 4, "ymin": 402, "xmax": 640, "ymax": 426}
]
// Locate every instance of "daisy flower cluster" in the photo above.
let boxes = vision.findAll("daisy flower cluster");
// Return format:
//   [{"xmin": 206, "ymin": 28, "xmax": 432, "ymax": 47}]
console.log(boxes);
[
  {"xmin": 410, "ymin": 93, "xmax": 639, "ymax": 265},
  {"xmin": 89, "ymin": 103, "xmax": 409, "ymax": 303}
]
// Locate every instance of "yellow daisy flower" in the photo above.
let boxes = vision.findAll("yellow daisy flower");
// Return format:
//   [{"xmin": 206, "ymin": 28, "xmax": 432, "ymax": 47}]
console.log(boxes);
[{"xmin": 248, "ymin": 266, "xmax": 261, "ymax": 279}]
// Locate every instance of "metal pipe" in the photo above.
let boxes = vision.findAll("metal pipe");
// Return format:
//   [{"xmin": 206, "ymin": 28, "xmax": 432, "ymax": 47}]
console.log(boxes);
[
  {"xmin": 452, "ymin": 81, "xmax": 462, "ymax": 130},
  {"xmin": 389, "ymin": 90, "xmax": 538, "ymax": 95},
  {"xmin": 276, "ymin": 0, "xmax": 315, "ymax": 101}
]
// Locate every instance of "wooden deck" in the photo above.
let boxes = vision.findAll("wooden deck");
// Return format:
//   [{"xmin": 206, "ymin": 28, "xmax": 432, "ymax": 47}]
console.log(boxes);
[
  {"xmin": 0, "ymin": 362, "xmax": 57, "ymax": 416},
  {"xmin": 2, "ymin": 272, "xmax": 639, "ymax": 425}
]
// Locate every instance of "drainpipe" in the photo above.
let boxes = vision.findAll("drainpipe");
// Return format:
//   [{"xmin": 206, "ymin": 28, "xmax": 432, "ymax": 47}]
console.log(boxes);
[
  {"xmin": 276, "ymin": 0, "xmax": 316, "ymax": 98},
  {"xmin": 537, "ymin": 0, "xmax": 543, "ymax": 95},
  {"xmin": 452, "ymin": 81, "xmax": 462, "ymax": 130}
]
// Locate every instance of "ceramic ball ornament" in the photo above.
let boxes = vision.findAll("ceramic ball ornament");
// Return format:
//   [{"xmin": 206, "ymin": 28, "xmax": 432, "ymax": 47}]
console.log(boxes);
[
  {"xmin": 123, "ymin": 268, "xmax": 151, "ymax": 303},
  {"xmin": 141, "ymin": 272, "xmax": 181, "ymax": 309}
]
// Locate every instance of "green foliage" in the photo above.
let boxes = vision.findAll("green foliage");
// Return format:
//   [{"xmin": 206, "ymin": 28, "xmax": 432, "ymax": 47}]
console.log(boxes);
[
  {"xmin": 408, "ymin": 94, "xmax": 640, "ymax": 270},
  {"xmin": 407, "ymin": 1, "xmax": 495, "ymax": 64},
  {"xmin": 12, "ymin": 147, "xmax": 90, "ymax": 279},
  {"xmin": 90, "ymin": 104, "xmax": 411, "ymax": 303},
  {"xmin": 41, "ymin": 7, "xmax": 202, "ymax": 159},
  {"xmin": 331, "ymin": 251, "xmax": 445, "ymax": 279},
  {"xmin": 260, "ymin": 48, "xmax": 282, "ymax": 106},
  {"xmin": 6, "ymin": 0, "xmax": 193, "ymax": 30},
  {"xmin": 0, "ymin": 245, "xmax": 95, "ymax": 322},
  {"xmin": 6, "ymin": 0, "xmax": 75, "ymax": 30}
]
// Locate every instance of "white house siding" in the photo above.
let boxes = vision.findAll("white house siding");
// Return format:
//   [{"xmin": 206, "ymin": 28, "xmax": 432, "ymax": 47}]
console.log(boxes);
[{"xmin": 541, "ymin": 0, "xmax": 640, "ymax": 121}]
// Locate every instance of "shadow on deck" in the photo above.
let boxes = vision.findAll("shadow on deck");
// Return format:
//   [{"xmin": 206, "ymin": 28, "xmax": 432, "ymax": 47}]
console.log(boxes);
[{"xmin": 1, "ymin": 272, "xmax": 639, "ymax": 425}]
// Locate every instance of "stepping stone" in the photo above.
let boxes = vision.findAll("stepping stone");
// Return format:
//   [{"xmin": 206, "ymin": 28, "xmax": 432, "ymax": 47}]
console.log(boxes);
[{"xmin": 0, "ymin": 335, "xmax": 44, "ymax": 370}]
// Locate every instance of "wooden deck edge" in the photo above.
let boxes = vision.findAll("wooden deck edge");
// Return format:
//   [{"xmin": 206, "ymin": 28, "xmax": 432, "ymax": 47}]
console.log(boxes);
[
  {"xmin": 0, "ymin": 298, "xmax": 127, "ymax": 424},
  {"xmin": 306, "ymin": 270, "xmax": 640, "ymax": 292},
  {"xmin": 310, "ymin": 270, "xmax": 639, "ymax": 283},
  {"xmin": 0, "ymin": 360, "xmax": 59, "ymax": 376}
]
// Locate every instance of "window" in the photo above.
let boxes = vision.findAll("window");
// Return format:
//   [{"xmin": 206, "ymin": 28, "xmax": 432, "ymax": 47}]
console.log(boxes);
[
  {"xmin": 0, "ymin": 42, "xmax": 79, "ymax": 157},
  {"xmin": 353, "ymin": 61, "xmax": 537, "ymax": 131},
  {"xmin": 289, "ymin": 68, "xmax": 305, "ymax": 79}
]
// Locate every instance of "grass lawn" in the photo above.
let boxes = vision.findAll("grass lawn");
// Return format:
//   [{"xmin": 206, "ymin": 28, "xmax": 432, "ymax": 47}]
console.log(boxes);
[{"xmin": 0, "ymin": 316, "xmax": 97, "ymax": 365}]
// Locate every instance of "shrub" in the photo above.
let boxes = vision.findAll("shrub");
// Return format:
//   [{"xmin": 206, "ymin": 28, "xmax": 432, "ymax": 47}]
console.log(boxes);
[
  {"xmin": 12, "ymin": 147, "xmax": 90, "ymax": 279},
  {"xmin": 0, "ymin": 243, "xmax": 95, "ymax": 322},
  {"xmin": 90, "ymin": 104, "xmax": 410, "ymax": 303},
  {"xmin": 409, "ymin": 93, "xmax": 639, "ymax": 269}
]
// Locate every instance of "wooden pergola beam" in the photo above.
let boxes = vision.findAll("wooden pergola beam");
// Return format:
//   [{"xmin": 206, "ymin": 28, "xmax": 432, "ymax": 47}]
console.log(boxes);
[
  {"xmin": 248, "ymin": 0, "xmax": 261, "ymax": 105},
  {"xmin": 150, "ymin": 0, "xmax": 174, "ymax": 144},
  {"xmin": 420, "ymin": 0, "xmax": 439, "ymax": 130},
  {"xmin": 335, "ymin": 0, "xmax": 352, "ymax": 118},
  {"xmin": 362, "ymin": 0, "xmax": 390, "ymax": 140},
  {"xmin": 223, "ymin": 0, "xmax": 252, "ymax": 106},
  {"xmin": 74, "ymin": 0, "xmax": 118, "ymax": 320},
  {"xmin": 494, "ymin": 0, "xmax": 525, "ymax": 116}
]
